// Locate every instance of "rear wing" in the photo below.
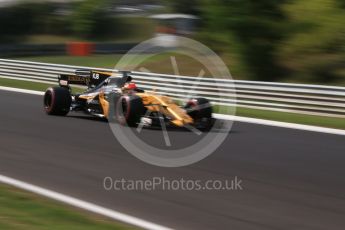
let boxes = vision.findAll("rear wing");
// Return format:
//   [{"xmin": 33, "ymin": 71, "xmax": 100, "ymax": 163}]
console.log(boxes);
[{"xmin": 58, "ymin": 70, "xmax": 112, "ymax": 88}]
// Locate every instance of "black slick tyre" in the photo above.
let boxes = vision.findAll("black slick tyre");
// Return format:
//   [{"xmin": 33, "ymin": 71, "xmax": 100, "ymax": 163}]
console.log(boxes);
[
  {"xmin": 115, "ymin": 95, "xmax": 144, "ymax": 127},
  {"xmin": 43, "ymin": 87, "xmax": 71, "ymax": 116}
]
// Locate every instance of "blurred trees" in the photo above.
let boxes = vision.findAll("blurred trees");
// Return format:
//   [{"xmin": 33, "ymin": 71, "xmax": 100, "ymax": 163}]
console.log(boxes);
[
  {"xmin": 279, "ymin": 0, "xmax": 345, "ymax": 83},
  {"xmin": 0, "ymin": 3, "xmax": 55, "ymax": 42},
  {"xmin": 200, "ymin": 0, "xmax": 289, "ymax": 81},
  {"xmin": 0, "ymin": 0, "xmax": 121, "ymax": 42},
  {"xmin": 1, "ymin": 0, "xmax": 344, "ymax": 84},
  {"xmin": 71, "ymin": 0, "xmax": 115, "ymax": 38},
  {"xmin": 198, "ymin": 0, "xmax": 345, "ymax": 83}
]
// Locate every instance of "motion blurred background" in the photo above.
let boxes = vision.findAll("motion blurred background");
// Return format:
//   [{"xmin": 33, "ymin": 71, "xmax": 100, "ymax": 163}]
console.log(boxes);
[
  {"xmin": 1, "ymin": 1, "xmax": 345, "ymax": 229},
  {"xmin": 1, "ymin": 0, "xmax": 345, "ymax": 84}
]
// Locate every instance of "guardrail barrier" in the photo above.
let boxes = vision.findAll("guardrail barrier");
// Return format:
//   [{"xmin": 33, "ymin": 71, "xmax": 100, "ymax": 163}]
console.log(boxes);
[{"xmin": 0, "ymin": 58, "xmax": 344, "ymax": 118}]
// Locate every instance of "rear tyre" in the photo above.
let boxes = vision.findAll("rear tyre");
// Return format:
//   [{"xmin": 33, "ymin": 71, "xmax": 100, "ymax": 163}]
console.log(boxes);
[
  {"xmin": 115, "ymin": 95, "xmax": 144, "ymax": 127},
  {"xmin": 43, "ymin": 87, "xmax": 71, "ymax": 116}
]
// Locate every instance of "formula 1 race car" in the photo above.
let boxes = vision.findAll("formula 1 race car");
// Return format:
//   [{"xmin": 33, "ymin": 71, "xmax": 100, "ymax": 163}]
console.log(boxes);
[{"xmin": 43, "ymin": 70, "xmax": 213, "ymax": 129}]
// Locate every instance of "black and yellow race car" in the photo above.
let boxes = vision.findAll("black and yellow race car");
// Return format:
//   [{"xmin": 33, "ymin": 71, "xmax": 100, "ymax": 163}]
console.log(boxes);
[{"xmin": 43, "ymin": 70, "xmax": 213, "ymax": 129}]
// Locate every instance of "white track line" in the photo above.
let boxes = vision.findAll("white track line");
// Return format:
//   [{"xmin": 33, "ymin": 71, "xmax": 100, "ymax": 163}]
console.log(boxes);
[
  {"xmin": 0, "ymin": 86, "xmax": 44, "ymax": 95},
  {"xmin": 1, "ymin": 86, "xmax": 344, "ymax": 136},
  {"xmin": 214, "ymin": 114, "xmax": 345, "ymax": 136},
  {"xmin": 0, "ymin": 175, "xmax": 172, "ymax": 230}
]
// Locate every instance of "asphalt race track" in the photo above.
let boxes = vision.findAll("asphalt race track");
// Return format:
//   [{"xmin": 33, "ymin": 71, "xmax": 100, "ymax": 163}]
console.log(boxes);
[{"xmin": 1, "ymin": 90, "xmax": 345, "ymax": 230}]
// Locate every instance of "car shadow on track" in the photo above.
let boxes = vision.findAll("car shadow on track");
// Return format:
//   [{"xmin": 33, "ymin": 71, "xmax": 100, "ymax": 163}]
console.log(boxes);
[{"xmin": 67, "ymin": 114, "xmax": 237, "ymax": 134}]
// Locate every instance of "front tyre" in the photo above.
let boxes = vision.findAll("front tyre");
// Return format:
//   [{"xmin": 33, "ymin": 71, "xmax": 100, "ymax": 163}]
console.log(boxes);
[
  {"xmin": 185, "ymin": 97, "xmax": 213, "ymax": 130},
  {"xmin": 43, "ymin": 87, "xmax": 71, "ymax": 116},
  {"xmin": 185, "ymin": 98, "xmax": 212, "ymax": 120},
  {"xmin": 115, "ymin": 95, "xmax": 144, "ymax": 127}
]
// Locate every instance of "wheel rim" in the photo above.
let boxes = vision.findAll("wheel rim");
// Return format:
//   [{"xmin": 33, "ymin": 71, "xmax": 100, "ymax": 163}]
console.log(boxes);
[
  {"xmin": 116, "ymin": 97, "xmax": 130, "ymax": 124},
  {"xmin": 121, "ymin": 98, "xmax": 128, "ymax": 119},
  {"xmin": 44, "ymin": 90, "xmax": 53, "ymax": 112}
]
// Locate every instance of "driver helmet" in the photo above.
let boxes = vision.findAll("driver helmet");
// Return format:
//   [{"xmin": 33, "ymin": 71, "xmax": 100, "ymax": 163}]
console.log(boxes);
[{"xmin": 124, "ymin": 82, "xmax": 137, "ymax": 90}]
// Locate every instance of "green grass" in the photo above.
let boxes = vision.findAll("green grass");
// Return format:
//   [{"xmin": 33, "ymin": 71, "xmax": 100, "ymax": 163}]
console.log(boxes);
[
  {"xmin": 0, "ymin": 184, "xmax": 136, "ymax": 230},
  {"xmin": 14, "ymin": 53, "xmax": 236, "ymax": 79},
  {"xmin": 15, "ymin": 54, "xmax": 168, "ymax": 71},
  {"xmin": 21, "ymin": 17, "xmax": 154, "ymax": 45},
  {"xmin": 10, "ymin": 53, "xmax": 204, "ymax": 76},
  {"xmin": 0, "ymin": 78, "xmax": 53, "ymax": 92},
  {"xmin": 213, "ymin": 104, "xmax": 345, "ymax": 130},
  {"xmin": 235, "ymin": 107, "xmax": 345, "ymax": 130},
  {"xmin": 0, "ymin": 78, "xmax": 84, "ymax": 93},
  {"xmin": 15, "ymin": 53, "xmax": 237, "ymax": 78},
  {"xmin": 23, "ymin": 35, "xmax": 81, "ymax": 44},
  {"xmin": 16, "ymin": 55, "xmax": 123, "ymax": 69},
  {"xmin": 1, "ymin": 78, "xmax": 344, "ymax": 130},
  {"xmin": 15, "ymin": 54, "xmax": 207, "ymax": 77}
]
